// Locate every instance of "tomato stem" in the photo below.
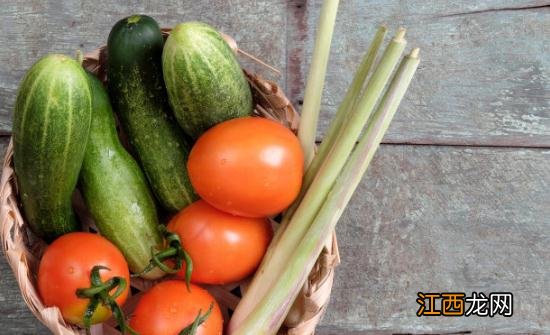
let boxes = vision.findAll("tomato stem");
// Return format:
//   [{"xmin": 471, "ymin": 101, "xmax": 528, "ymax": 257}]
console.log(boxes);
[
  {"xmin": 132, "ymin": 225, "xmax": 193, "ymax": 290},
  {"xmin": 76, "ymin": 266, "xmax": 136, "ymax": 335},
  {"xmin": 179, "ymin": 302, "xmax": 214, "ymax": 335}
]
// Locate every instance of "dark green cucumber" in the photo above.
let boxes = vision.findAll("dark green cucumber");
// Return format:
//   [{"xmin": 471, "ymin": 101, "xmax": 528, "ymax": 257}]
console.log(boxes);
[
  {"xmin": 13, "ymin": 54, "xmax": 91, "ymax": 241},
  {"xmin": 79, "ymin": 73, "xmax": 164, "ymax": 279},
  {"xmin": 162, "ymin": 21, "xmax": 253, "ymax": 139},
  {"xmin": 107, "ymin": 15, "xmax": 195, "ymax": 212}
]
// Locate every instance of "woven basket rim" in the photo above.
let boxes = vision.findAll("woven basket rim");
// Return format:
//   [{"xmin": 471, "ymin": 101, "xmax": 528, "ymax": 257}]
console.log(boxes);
[{"xmin": 0, "ymin": 30, "xmax": 339, "ymax": 335}]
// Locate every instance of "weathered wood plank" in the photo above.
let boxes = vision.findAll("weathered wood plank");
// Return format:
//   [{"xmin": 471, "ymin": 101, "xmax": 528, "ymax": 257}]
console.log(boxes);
[
  {"xmin": 319, "ymin": 145, "xmax": 550, "ymax": 333},
  {"xmin": 0, "ymin": 1, "xmax": 549, "ymax": 333},
  {"xmin": 1, "ymin": 1, "xmax": 549, "ymax": 147},
  {"xmin": 290, "ymin": 0, "xmax": 550, "ymax": 146},
  {"xmin": 1, "ymin": 142, "xmax": 548, "ymax": 333},
  {"xmin": 0, "ymin": 262, "xmax": 48, "ymax": 334},
  {"xmin": 0, "ymin": 0, "xmax": 287, "ymax": 134}
]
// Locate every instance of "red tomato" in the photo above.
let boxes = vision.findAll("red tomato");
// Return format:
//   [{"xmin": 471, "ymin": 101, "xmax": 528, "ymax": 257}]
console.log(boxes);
[
  {"xmin": 37, "ymin": 232, "xmax": 130, "ymax": 326},
  {"xmin": 130, "ymin": 281, "xmax": 223, "ymax": 335},
  {"xmin": 168, "ymin": 200, "xmax": 273, "ymax": 284},
  {"xmin": 187, "ymin": 117, "xmax": 304, "ymax": 218}
]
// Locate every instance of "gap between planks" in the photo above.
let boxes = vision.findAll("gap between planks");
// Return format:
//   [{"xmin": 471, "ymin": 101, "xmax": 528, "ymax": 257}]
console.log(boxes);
[{"xmin": 0, "ymin": 135, "xmax": 548, "ymax": 150}]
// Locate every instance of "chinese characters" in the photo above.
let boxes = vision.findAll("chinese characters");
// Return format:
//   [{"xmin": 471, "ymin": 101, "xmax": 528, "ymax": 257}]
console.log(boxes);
[{"xmin": 417, "ymin": 292, "xmax": 513, "ymax": 317}]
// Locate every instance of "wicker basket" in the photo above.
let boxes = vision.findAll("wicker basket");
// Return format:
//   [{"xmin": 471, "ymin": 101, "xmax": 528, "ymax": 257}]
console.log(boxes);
[{"xmin": 0, "ymin": 31, "xmax": 340, "ymax": 335}]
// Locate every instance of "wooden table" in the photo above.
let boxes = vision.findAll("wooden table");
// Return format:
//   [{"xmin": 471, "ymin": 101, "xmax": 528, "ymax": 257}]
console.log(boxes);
[{"xmin": 1, "ymin": 1, "xmax": 548, "ymax": 334}]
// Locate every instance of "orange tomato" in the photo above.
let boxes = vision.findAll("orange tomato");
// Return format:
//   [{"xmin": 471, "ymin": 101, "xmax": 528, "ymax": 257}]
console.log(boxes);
[
  {"xmin": 187, "ymin": 117, "xmax": 304, "ymax": 218},
  {"xmin": 130, "ymin": 281, "xmax": 223, "ymax": 335},
  {"xmin": 168, "ymin": 200, "xmax": 272, "ymax": 284},
  {"xmin": 37, "ymin": 232, "xmax": 130, "ymax": 326}
]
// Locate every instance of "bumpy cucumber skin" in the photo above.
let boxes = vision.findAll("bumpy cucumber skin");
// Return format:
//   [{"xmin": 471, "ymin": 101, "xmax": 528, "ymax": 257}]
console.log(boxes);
[
  {"xmin": 13, "ymin": 54, "xmax": 91, "ymax": 241},
  {"xmin": 80, "ymin": 73, "xmax": 164, "ymax": 279},
  {"xmin": 107, "ymin": 15, "xmax": 196, "ymax": 212},
  {"xmin": 162, "ymin": 22, "xmax": 253, "ymax": 140}
]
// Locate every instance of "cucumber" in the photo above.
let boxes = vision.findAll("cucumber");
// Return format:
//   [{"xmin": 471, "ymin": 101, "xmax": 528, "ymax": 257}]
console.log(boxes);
[
  {"xmin": 79, "ymin": 73, "xmax": 164, "ymax": 279},
  {"xmin": 107, "ymin": 15, "xmax": 196, "ymax": 212},
  {"xmin": 162, "ymin": 21, "xmax": 253, "ymax": 139},
  {"xmin": 13, "ymin": 54, "xmax": 91, "ymax": 241}
]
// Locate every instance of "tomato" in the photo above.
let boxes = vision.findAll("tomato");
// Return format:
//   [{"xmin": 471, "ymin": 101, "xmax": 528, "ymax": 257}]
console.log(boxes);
[
  {"xmin": 37, "ymin": 232, "xmax": 130, "ymax": 326},
  {"xmin": 130, "ymin": 281, "xmax": 223, "ymax": 335},
  {"xmin": 187, "ymin": 117, "xmax": 304, "ymax": 218},
  {"xmin": 168, "ymin": 200, "xmax": 272, "ymax": 284}
]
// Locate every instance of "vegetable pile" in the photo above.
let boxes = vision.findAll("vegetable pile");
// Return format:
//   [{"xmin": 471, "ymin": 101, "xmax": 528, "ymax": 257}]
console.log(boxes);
[{"xmin": 10, "ymin": 2, "xmax": 420, "ymax": 334}]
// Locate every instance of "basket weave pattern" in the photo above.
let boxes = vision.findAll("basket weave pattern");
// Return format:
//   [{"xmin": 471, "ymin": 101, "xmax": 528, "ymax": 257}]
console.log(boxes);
[{"xmin": 0, "ymin": 32, "xmax": 339, "ymax": 335}]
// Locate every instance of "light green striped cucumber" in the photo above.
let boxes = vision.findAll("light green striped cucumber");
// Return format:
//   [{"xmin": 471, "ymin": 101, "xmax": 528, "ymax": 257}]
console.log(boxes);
[
  {"xmin": 162, "ymin": 22, "xmax": 253, "ymax": 139},
  {"xmin": 79, "ymin": 73, "xmax": 164, "ymax": 279},
  {"xmin": 107, "ymin": 15, "xmax": 196, "ymax": 212},
  {"xmin": 13, "ymin": 54, "xmax": 92, "ymax": 241}
]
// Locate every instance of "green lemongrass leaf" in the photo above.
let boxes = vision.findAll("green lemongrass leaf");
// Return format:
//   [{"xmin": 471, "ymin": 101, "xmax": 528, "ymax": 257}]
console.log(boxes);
[
  {"xmin": 305, "ymin": 25, "xmax": 387, "ymax": 190},
  {"xmin": 297, "ymin": 0, "xmax": 341, "ymax": 166},
  {"xmin": 233, "ymin": 49, "xmax": 420, "ymax": 335},
  {"xmin": 230, "ymin": 28, "xmax": 407, "ymax": 333},
  {"xmin": 276, "ymin": 24, "xmax": 388, "ymax": 240}
]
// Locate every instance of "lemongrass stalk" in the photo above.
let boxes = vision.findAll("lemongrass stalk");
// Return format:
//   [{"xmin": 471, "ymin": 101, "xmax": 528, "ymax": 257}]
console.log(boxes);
[
  {"xmin": 233, "ymin": 49, "xmax": 420, "ymax": 335},
  {"xmin": 306, "ymin": 25, "xmax": 386, "ymax": 187},
  {"xmin": 229, "ymin": 29, "xmax": 407, "ymax": 333},
  {"xmin": 298, "ymin": 0, "xmax": 340, "ymax": 167},
  {"xmin": 283, "ymin": 28, "xmax": 387, "ymax": 323},
  {"xmin": 278, "ymin": 25, "xmax": 387, "ymax": 238}
]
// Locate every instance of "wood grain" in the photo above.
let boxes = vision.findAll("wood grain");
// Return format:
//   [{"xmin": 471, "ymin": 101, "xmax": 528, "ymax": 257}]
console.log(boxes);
[
  {"xmin": 1, "ymin": 1, "xmax": 549, "ymax": 147},
  {"xmin": 289, "ymin": 0, "xmax": 550, "ymax": 147},
  {"xmin": 1, "ymin": 139, "xmax": 548, "ymax": 333},
  {"xmin": 322, "ymin": 144, "xmax": 550, "ymax": 334},
  {"xmin": 1, "ymin": 1, "xmax": 549, "ymax": 334}
]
